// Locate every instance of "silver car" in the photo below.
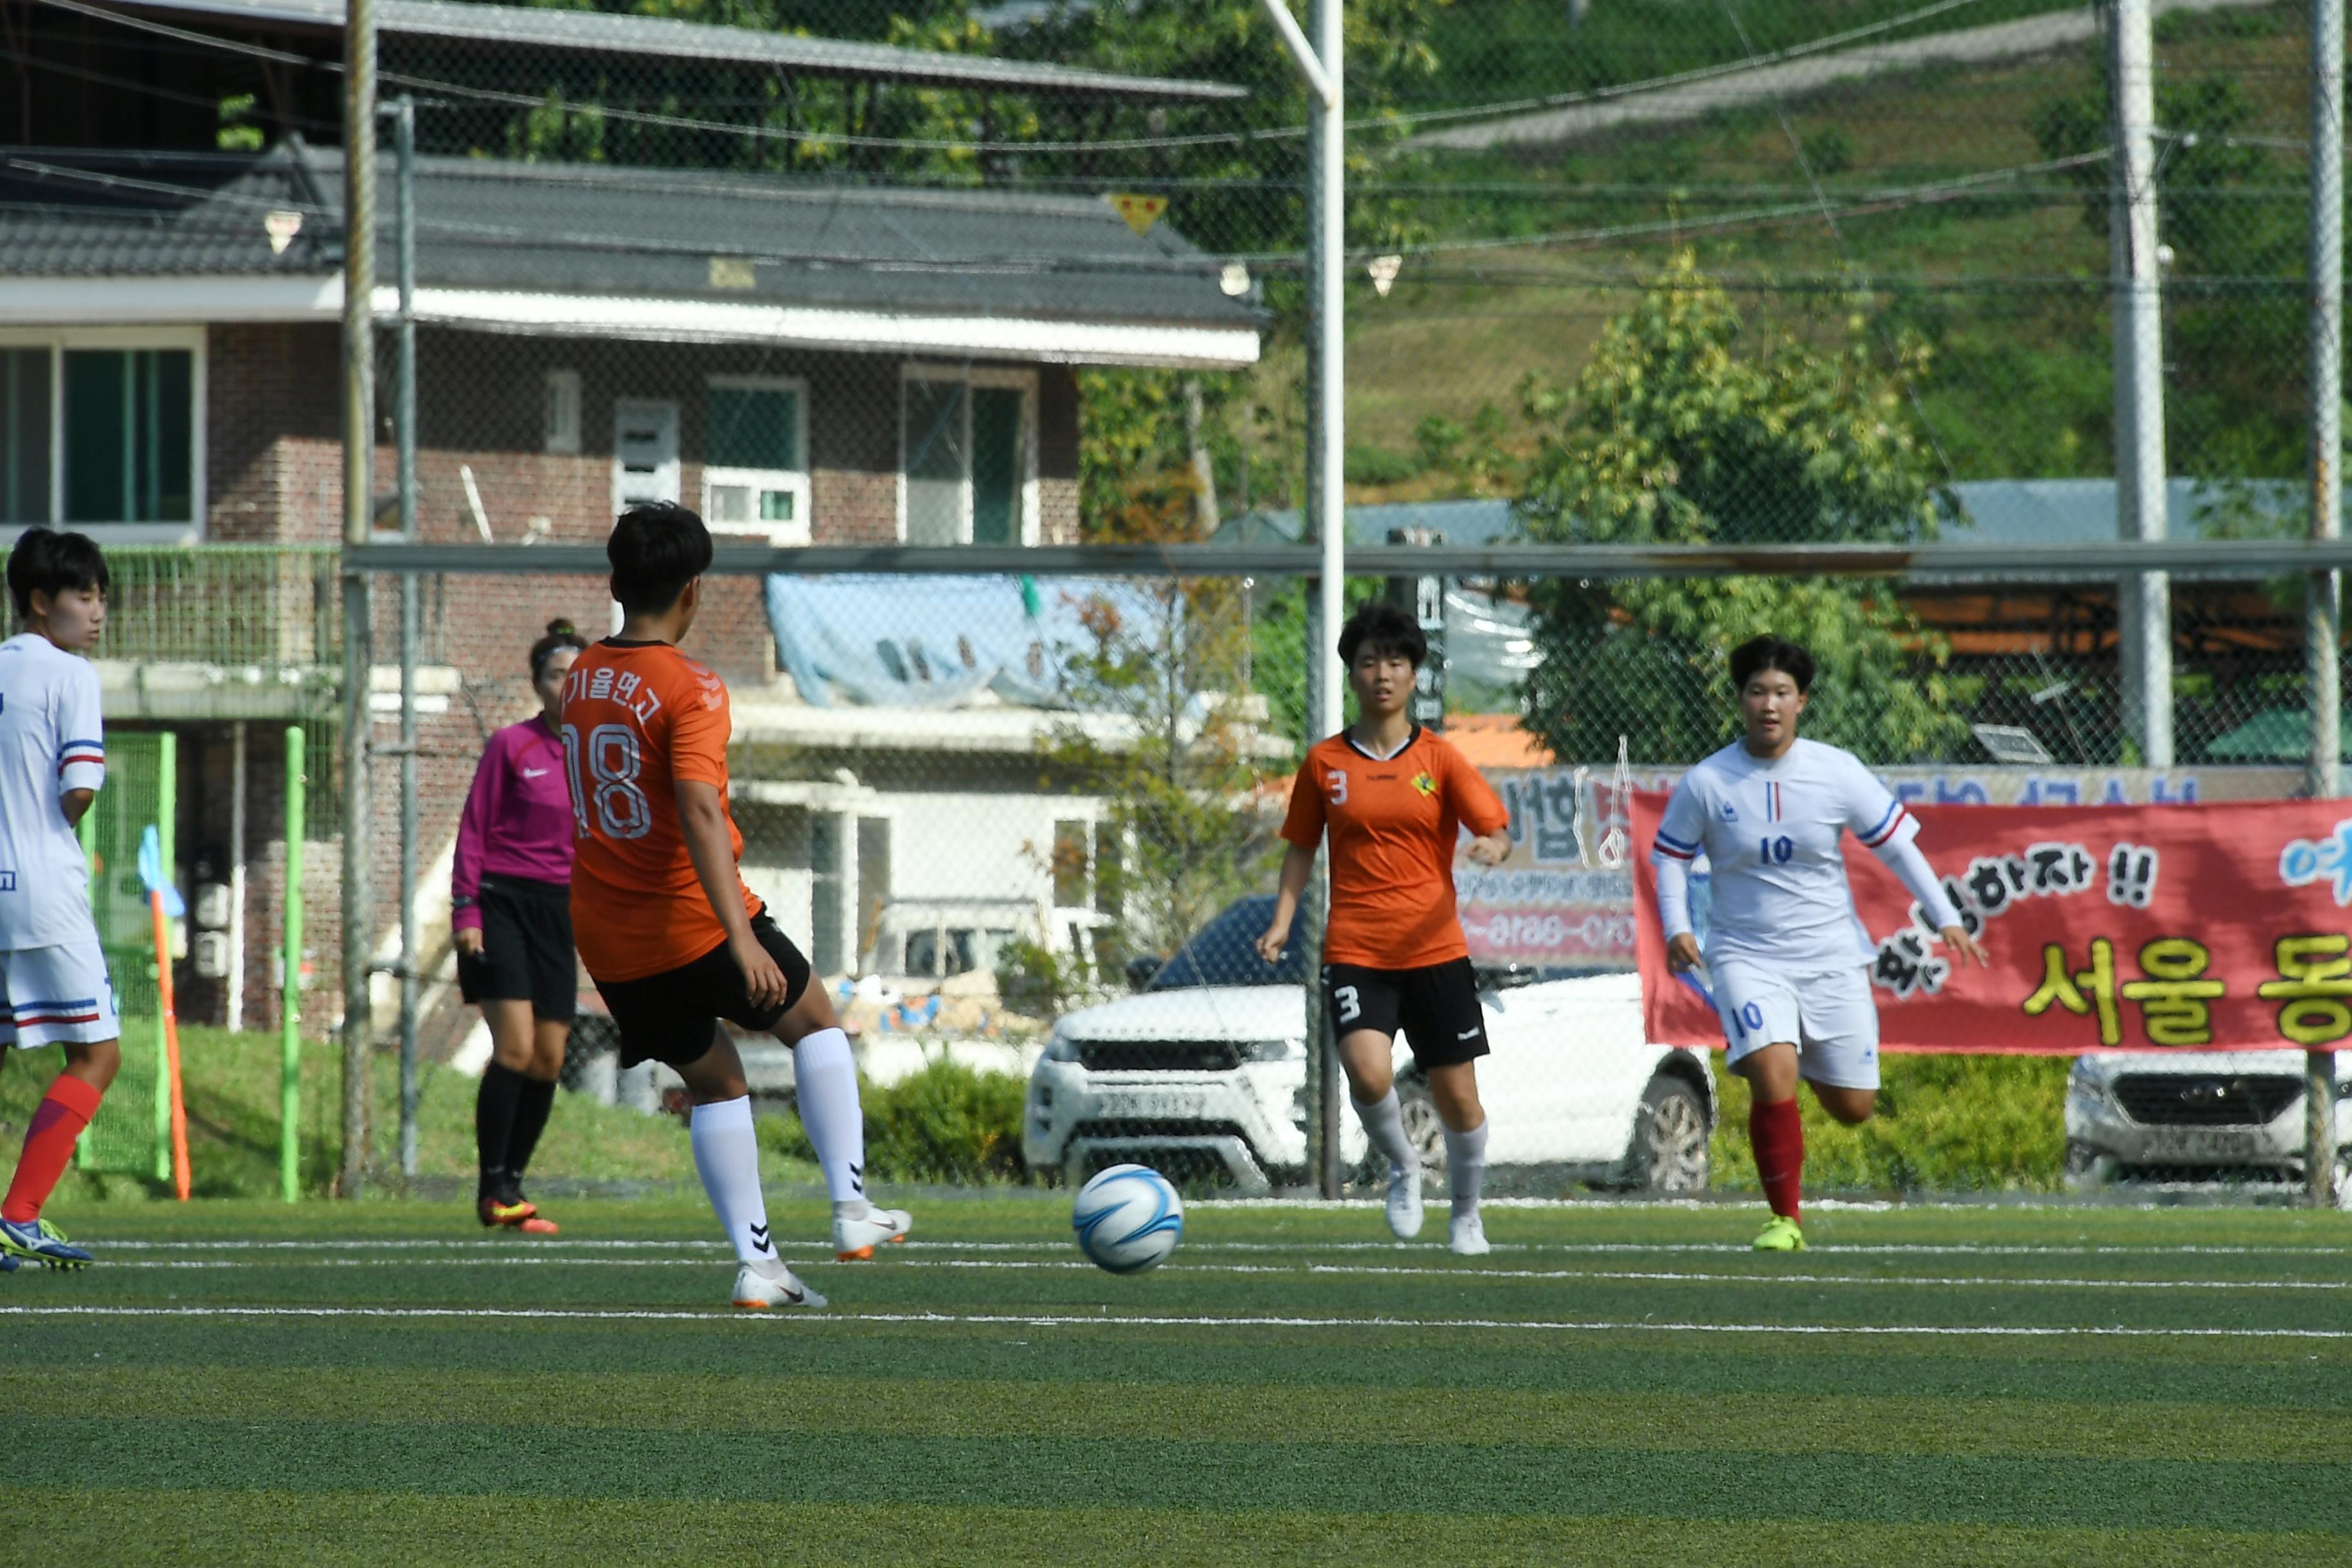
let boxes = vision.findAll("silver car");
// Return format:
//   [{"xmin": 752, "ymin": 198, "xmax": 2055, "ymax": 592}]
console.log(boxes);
[{"xmin": 2066, "ymin": 1049, "xmax": 2352, "ymax": 1202}]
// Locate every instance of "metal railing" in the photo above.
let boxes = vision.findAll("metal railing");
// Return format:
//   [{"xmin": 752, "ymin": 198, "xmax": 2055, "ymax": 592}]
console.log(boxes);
[{"xmin": 5, "ymin": 545, "xmax": 344, "ymax": 712}]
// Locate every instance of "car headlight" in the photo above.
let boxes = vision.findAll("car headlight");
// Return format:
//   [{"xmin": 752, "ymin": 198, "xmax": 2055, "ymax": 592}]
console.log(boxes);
[
  {"xmin": 1244, "ymin": 1037, "xmax": 1305, "ymax": 1063},
  {"xmin": 2067, "ymin": 1059, "xmax": 2117, "ymax": 1111},
  {"xmin": 1041, "ymin": 1028, "xmax": 1078, "ymax": 1063}
]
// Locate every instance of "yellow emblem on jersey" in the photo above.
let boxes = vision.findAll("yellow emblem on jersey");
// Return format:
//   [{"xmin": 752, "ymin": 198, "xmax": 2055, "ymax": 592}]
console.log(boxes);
[{"xmin": 1412, "ymin": 771, "xmax": 1438, "ymax": 798}]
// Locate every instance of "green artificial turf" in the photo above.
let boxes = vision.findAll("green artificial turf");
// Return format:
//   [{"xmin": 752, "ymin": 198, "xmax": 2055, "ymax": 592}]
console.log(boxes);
[{"xmin": 4, "ymin": 1199, "xmax": 2348, "ymax": 1564}]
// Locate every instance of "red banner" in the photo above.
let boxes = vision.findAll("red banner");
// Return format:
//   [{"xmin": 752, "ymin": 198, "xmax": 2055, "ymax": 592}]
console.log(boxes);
[{"xmin": 1631, "ymin": 789, "xmax": 2352, "ymax": 1054}]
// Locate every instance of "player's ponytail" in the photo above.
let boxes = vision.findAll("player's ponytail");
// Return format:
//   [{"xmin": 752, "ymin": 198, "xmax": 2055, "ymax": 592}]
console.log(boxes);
[{"xmin": 529, "ymin": 618, "xmax": 589, "ymax": 681}]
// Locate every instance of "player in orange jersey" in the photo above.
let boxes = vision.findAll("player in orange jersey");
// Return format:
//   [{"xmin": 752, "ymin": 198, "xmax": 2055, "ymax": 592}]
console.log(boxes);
[
  {"xmin": 563, "ymin": 504, "xmax": 909, "ymax": 1309},
  {"xmin": 1257, "ymin": 602, "xmax": 1513, "ymax": 1254}
]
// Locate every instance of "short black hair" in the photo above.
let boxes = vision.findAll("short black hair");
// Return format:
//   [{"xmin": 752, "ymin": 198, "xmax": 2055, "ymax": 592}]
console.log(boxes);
[
  {"xmin": 1729, "ymin": 634, "xmax": 1815, "ymax": 694},
  {"xmin": 606, "ymin": 503, "xmax": 712, "ymax": 617},
  {"xmin": 1337, "ymin": 601, "xmax": 1426, "ymax": 669},
  {"xmin": 6, "ymin": 527, "xmax": 109, "ymax": 618},
  {"xmin": 529, "ymin": 617, "xmax": 588, "ymax": 680}
]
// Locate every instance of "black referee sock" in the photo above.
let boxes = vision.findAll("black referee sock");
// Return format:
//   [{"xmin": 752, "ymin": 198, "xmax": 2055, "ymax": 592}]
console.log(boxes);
[
  {"xmin": 505, "ymin": 1075, "xmax": 557, "ymax": 1195},
  {"xmin": 476, "ymin": 1063, "xmax": 526, "ymax": 1202}
]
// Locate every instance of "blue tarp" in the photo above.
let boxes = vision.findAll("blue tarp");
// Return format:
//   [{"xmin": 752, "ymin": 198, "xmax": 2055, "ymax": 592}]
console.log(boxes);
[{"xmin": 763, "ymin": 574, "xmax": 1174, "ymax": 709}]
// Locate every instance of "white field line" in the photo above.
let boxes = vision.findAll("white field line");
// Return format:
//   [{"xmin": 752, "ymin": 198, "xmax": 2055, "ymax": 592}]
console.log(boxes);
[
  {"xmin": 6, "ymin": 1302, "xmax": 2351, "ymax": 1340},
  {"xmin": 76, "ymin": 1256, "xmax": 2352, "ymax": 1291},
  {"xmin": 86, "ymin": 1238, "xmax": 2352, "ymax": 1258}
]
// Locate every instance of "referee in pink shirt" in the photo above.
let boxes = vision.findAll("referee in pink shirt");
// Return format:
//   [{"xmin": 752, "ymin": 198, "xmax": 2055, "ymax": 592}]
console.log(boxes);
[{"xmin": 453, "ymin": 619, "xmax": 586, "ymax": 1233}]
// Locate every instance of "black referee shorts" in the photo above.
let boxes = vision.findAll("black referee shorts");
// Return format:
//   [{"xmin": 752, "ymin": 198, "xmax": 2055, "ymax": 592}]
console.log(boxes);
[
  {"xmin": 456, "ymin": 874, "xmax": 579, "ymax": 1024},
  {"xmin": 591, "ymin": 910, "xmax": 812, "ymax": 1069},
  {"xmin": 1322, "ymin": 957, "xmax": 1489, "ymax": 1069}
]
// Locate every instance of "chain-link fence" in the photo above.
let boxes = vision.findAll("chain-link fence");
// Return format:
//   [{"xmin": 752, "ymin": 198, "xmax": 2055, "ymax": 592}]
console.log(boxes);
[{"xmin": 5, "ymin": 0, "xmax": 2342, "ymax": 1200}]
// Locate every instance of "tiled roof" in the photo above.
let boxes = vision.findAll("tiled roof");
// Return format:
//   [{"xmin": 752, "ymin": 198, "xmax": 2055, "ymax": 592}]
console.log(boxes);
[{"xmin": 0, "ymin": 142, "xmax": 1264, "ymax": 332}]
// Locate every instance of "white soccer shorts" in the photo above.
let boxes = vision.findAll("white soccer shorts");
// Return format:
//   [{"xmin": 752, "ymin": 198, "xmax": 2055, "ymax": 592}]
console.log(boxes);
[
  {"xmin": 0, "ymin": 941, "xmax": 122, "ymax": 1050},
  {"xmin": 1708, "ymin": 958, "xmax": 1880, "ymax": 1090}
]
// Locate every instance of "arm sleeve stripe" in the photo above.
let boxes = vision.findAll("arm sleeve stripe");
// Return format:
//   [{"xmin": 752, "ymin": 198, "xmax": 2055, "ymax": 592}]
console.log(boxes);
[
  {"xmin": 1653, "ymin": 828, "xmax": 1700, "ymax": 853},
  {"xmin": 1860, "ymin": 806, "xmax": 1909, "ymax": 848},
  {"xmin": 1652, "ymin": 840, "xmax": 1697, "ymax": 861},
  {"xmin": 58, "ymin": 739, "xmax": 104, "ymax": 752}
]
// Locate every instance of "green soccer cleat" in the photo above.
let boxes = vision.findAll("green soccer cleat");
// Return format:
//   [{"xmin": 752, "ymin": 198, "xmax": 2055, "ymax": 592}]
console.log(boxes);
[
  {"xmin": 0, "ymin": 1217, "xmax": 93, "ymax": 1269},
  {"xmin": 1752, "ymin": 1215, "xmax": 1807, "ymax": 1253}
]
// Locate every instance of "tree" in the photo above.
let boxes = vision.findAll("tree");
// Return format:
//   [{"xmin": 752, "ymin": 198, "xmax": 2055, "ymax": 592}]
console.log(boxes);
[
  {"xmin": 1514, "ymin": 251, "xmax": 1966, "ymax": 765},
  {"xmin": 1035, "ymin": 469, "xmax": 1283, "ymax": 975}
]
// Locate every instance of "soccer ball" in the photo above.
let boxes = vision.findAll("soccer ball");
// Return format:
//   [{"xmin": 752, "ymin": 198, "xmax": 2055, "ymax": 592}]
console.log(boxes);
[{"xmin": 1072, "ymin": 1163, "xmax": 1184, "ymax": 1275}]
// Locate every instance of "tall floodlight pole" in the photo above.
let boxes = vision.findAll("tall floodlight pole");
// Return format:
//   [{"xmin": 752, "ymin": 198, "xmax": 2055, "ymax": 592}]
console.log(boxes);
[
  {"xmin": 2306, "ymin": 0, "xmax": 2344, "ymax": 1206},
  {"xmin": 339, "ymin": 0, "xmax": 378, "ymax": 1199},
  {"xmin": 2110, "ymin": 0, "xmax": 2173, "ymax": 767},
  {"xmin": 1256, "ymin": 0, "xmax": 1347, "ymax": 1195}
]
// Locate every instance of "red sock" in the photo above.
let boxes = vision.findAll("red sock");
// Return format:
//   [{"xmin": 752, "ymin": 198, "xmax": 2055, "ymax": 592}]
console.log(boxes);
[
  {"xmin": 1749, "ymin": 1095, "xmax": 1804, "ymax": 1224},
  {"xmin": 4, "ymin": 1075, "xmax": 103, "ymax": 1224}
]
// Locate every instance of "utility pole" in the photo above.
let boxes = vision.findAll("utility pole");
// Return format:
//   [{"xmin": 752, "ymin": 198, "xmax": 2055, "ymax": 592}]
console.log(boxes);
[
  {"xmin": 2306, "ymin": 0, "xmax": 2344, "ymax": 1206},
  {"xmin": 338, "ymin": 0, "xmax": 377, "ymax": 1199},
  {"xmin": 2109, "ymin": 0, "xmax": 2173, "ymax": 768},
  {"xmin": 1255, "ymin": 0, "xmax": 1347, "ymax": 1196}
]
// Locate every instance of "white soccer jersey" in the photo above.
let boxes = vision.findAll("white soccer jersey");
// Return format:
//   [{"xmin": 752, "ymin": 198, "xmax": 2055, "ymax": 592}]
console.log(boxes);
[
  {"xmin": 1652, "ymin": 738, "xmax": 1917, "ymax": 973},
  {"xmin": 0, "ymin": 632, "xmax": 105, "ymax": 951}
]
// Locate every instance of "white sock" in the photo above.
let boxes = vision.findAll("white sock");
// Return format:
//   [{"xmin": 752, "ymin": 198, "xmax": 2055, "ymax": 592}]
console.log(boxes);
[
  {"xmin": 1444, "ymin": 1121, "xmax": 1489, "ymax": 1220},
  {"xmin": 1353, "ymin": 1088, "xmax": 1416, "ymax": 1175},
  {"xmin": 689, "ymin": 1095, "xmax": 774, "ymax": 1266},
  {"xmin": 793, "ymin": 1027, "xmax": 870, "ymax": 1217}
]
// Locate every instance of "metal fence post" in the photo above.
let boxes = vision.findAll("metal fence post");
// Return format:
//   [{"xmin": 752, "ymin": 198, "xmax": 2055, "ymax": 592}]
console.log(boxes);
[
  {"xmin": 2308, "ymin": 0, "xmax": 2344, "ymax": 1207},
  {"xmin": 1257, "ymin": 0, "xmax": 1348, "ymax": 1197},
  {"xmin": 338, "ymin": 0, "xmax": 377, "ymax": 1199},
  {"xmin": 1309, "ymin": 0, "xmax": 1346, "ymax": 1199},
  {"xmin": 391, "ymin": 93, "xmax": 422, "ymax": 1181},
  {"xmin": 2109, "ymin": 0, "xmax": 2173, "ymax": 769}
]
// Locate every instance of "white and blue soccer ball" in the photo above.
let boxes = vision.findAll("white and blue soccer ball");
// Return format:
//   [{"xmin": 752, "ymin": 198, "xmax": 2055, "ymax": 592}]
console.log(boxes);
[{"xmin": 1072, "ymin": 1163, "xmax": 1184, "ymax": 1275}]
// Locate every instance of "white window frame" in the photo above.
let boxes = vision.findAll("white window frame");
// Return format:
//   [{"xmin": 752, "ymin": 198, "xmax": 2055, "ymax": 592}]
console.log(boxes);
[
  {"xmin": 542, "ymin": 368, "xmax": 582, "ymax": 455},
  {"xmin": 0, "ymin": 324, "xmax": 208, "ymax": 544},
  {"xmin": 700, "ymin": 373, "xmax": 810, "ymax": 543},
  {"xmin": 895, "ymin": 362, "xmax": 1038, "ymax": 546}
]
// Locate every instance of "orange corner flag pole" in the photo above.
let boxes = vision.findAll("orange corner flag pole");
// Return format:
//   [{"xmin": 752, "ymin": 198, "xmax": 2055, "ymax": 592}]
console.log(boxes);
[{"xmin": 150, "ymin": 890, "xmax": 191, "ymax": 1201}]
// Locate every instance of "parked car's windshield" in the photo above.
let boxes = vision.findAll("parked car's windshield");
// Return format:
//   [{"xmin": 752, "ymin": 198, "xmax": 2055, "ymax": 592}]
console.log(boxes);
[{"xmin": 1147, "ymin": 894, "xmax": 1304, "ymax": 990}]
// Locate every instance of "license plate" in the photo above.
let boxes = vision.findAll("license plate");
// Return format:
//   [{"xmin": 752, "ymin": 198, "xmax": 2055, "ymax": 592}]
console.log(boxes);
[
  {"xmin": 1102, "ymin": 1090, "xmax": 1208, "ymax": 1121},
  {"xmin": 2161, "ymin": 1129, "xmax": 2271, "ymax": 1160}
]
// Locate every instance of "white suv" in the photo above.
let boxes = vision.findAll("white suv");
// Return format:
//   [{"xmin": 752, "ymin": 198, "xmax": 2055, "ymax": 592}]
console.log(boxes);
[{"xmin": 1022, "ymin": 895, "xmax": 1716, "ymax": 1193}]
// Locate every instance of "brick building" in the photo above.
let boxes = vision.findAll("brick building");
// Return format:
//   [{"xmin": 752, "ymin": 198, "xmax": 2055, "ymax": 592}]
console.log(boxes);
[{"xmin": 0, "ymin": 6, "xmax": 1262, "ymax": 1044}]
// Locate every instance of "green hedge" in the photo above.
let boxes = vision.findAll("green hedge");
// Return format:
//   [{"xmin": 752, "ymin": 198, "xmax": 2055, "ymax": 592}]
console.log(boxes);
[
  {"xmin": 1708, "ymin": 1054, "xmax": 2073, "ymax": 1194},
  {"xmin": 765, "ymin": 1059, "xmax": 1028, "ymax": 1186}
]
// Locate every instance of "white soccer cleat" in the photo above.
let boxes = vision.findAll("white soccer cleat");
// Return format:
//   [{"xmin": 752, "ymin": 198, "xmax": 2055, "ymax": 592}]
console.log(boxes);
[
  {"xmin": 732, "ymin": 1259, "xmax": 826, "ymax": 1310},
  {"xmin": 833, "ymin": 1206, "xmax": 913, "ymax": 1261},
  {"xmin": 1385, "ymin": 1162, "xmax": 1424, "ymax": 1240},
  {"xmin": 1447, "ymin": 1211, "xmax": 1491, "ymax": 1257}
]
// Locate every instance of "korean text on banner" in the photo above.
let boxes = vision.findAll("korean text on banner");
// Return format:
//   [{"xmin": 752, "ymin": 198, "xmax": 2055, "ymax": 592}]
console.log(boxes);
[{"xmin": 1631, "ymin": 790, "xmax": 2352, "ymax": 1055}]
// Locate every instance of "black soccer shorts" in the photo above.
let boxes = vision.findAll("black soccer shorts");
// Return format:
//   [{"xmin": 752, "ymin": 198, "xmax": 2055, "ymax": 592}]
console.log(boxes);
[
  {"xmin": 1321, "ymin": 956, "xmax": 1489, "ymax": 1068},
  {"xmin": 591, "ymin": 910, "xmax": 812, "ymax": 1069},
  {"xmin": 456, "ymin": 874, "xmax": 579, "ymax": 1024}
]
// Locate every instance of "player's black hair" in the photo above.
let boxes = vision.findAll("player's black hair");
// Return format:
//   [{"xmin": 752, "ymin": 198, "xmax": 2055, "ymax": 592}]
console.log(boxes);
[
  {"xmin": 1337, "ymin": 601, "xmax": 1426, "ymax": 669},
  {"xmin": 606, "ymin": 502, "xmax": 713, "ymax": 617},
  {"xmin": 6, "ymin": 526, "xmax": 109, "ymax": 618},
  {"xmin": 1729, "ymin": 634, "xmax": 1815, "ymax": 694},
  {"xmin": 529, "ymin": 618, "xmax": 588, "ymax": 680}
]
